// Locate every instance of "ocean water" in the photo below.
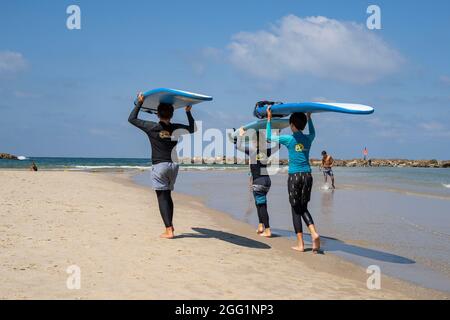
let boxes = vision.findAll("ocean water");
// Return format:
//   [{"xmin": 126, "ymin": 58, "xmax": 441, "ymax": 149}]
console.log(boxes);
[
  {"xmin": 0, "ymin": 157, "xmax": 152, "ymax": 170},
  {"xmin": 0, "ymin": 157, "xmax": 244, "ymax": 171},
  {"xmin": 3, "ymin": 157, "xmax": 450, "ymax": 191},
  {"xmin": 134, "ymin": 166, "xmax": 450, "ymax": 293}
]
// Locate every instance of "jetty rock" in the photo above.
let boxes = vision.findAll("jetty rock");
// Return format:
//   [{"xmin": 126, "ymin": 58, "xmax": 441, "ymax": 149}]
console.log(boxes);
[
  {"xmin": 176, "ymin": 157, "xmax": 449, "ymax": 168},
  {"xmin": 0, "ymin": 153, "xmax": 18, "ymax": 160},
  {"xmin": 309, "ymin": 158, "xmax": 450, "ymax": 168}
]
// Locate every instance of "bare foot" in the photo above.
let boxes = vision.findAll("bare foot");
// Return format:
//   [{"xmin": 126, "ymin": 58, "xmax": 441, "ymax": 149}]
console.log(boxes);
[
  {"xmin": 160, "ymin": 232, "xmax": 174, "ymax": 239},
  {"xmin": 160, "ymin": 227, "xmax": 174, "ymax": 239},
  {"xmin": 256, "ymin": 224, "xmax": 264, "ymax": 234},
  {"xmin": 291, "ymin": 246, "xmax": 305, "ymax": 252},
  {"xmin": 312, "ymin": 234, "xmax": 321, "ymax": 253},
  {"xmin": 259, "ymin": 229, "xmax": 272, "ymax": 238}
]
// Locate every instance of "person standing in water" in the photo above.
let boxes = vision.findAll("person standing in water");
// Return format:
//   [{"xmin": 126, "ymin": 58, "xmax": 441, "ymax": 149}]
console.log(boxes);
[
  {"xmin": 129, "ymin": 93, "xmax": 196, "ymax": 239},
  {"xmin": 320, "ymin": 150, "xmax": 335, "ymax": 189},
  {"xmin": 266, "ymin": 107, "xmax": 321, "ymax": 253},
  {"xmin": 30, "ymin": 161, "xmax": 38, "ymax": 172},
  {"xmin": 230, "ymin": 127, "xmax": 272, "ymax": 237},
  {"xmin": 363, "ymin": 147, "xmax": 368, "ymax": 161}
]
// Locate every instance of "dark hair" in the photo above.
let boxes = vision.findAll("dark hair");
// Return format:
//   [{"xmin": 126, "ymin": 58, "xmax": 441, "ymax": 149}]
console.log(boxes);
[
  {"xmin": 289, "ymin": 112, "xmax": 307, "ymax": 131},
  {"xmin": 322, "ymin": 151, "xmax": 327, "ymax": 156},
  {"xmin": 157, "ymin": 103, "xmax": 174, "ymax": 120}
]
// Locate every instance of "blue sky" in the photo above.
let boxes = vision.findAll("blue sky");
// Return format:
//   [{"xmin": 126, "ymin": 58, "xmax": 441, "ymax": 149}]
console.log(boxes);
[{"xmin": 1, "ymin": 0, "xmax": 449, "ymax": 159}]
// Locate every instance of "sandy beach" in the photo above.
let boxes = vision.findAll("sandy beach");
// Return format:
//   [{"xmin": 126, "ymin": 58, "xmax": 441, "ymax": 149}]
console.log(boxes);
[{"xmin": 0, "ymin": 170, "xmax": 448, "ymax": 299}]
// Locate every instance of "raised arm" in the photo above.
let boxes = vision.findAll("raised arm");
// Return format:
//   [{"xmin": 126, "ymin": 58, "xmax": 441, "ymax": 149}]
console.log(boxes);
[
  {"xmin": 234, "ymin": 128, "xmax": 257, "ymax": 155},
  {"xmin": 128, "ymin": 93, "xmax": 158, "ymax": 132},
  {"xmin": 306, "ymin": 112, "xmax": 315, "ymax": 141},
  {"xmin": 173, "ymin": 106, "xmax": 197, "ymax": 134}
]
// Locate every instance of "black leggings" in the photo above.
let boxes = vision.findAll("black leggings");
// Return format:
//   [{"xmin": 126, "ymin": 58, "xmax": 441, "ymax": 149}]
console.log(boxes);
[
  {"xmin": 291, "ymin": 203, "xmax": 314, "ymax": 233},
  {"xmin": 156, "ymin": 190, "xmax": 174, "ymax": 228},
  {"xmin": 288, "ymin": 172, "xmax": 314, "ymax": 233},
  {"xmin": 256, "ymin": 203, "xmax": 270, "ymax": 228}
]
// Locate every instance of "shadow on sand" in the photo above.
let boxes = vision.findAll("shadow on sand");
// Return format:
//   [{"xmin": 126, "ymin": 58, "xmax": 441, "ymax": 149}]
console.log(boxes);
[
  {"xmin": 176, "ymin": 227, "xmax": 271, "ymax": 249},
  {"xmin": 273, "ymin": 229, "xmax": 415, "ymax": 264}
]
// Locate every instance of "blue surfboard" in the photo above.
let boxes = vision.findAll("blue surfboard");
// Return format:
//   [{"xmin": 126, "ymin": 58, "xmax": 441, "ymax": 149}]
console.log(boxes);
[
  {"xmin": 136, "ymin": 88, "xmax": 213, "ymax": 114},
  {"xmin": 254, "ymin": 102, "xmax": 374, "ymax": 119},
  {"xmin": 230, "ymin": 118, "xmax": 290, "ymax": 139}
]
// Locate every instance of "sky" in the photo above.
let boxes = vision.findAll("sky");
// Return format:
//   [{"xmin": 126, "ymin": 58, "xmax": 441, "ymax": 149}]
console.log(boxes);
[{"xmin": 1, "ymin": 0, "xmax": 449, "ymax": 159}]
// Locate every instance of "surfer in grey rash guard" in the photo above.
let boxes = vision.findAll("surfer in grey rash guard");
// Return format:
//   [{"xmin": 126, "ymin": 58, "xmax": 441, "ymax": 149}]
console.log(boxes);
[{"xmin": 129, "ymin": 93, "xmax": 196, "ymax": 239}]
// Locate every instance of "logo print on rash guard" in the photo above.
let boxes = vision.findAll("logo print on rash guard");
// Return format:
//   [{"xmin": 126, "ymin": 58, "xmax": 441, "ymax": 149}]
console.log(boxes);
[
  {"xmin": 256, "ymin": 153, "xmax": 268, "ymax": 161},
  {"xmin": 295, "ymin": 143, "xmax": 304, "ymax": 152},
  {"xmin": 159, "ymin": 131, "xmax": 171, "ymax": 139}
]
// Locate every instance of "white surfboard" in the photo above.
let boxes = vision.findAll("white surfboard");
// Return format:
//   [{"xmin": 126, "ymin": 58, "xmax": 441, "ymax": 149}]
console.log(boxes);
[{"xmin": 136, "ymin": 88, "xmax": 213, "ymax": 114}]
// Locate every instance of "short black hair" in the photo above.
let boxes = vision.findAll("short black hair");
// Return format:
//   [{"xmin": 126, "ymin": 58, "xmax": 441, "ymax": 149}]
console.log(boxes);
[
  {"xmin": 289, "ymin": 112, "xmax": 307, "ymax": 131},
  {"xmin": 157, "ymin": 103, "xmax": 174, "ymax": 120},
  {"xmin": 322, "ymin": 151, "xmax": 327, "ymax": 156}
]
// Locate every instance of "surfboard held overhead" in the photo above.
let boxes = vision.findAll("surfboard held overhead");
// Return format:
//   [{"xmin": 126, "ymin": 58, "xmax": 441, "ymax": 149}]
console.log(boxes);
[
  {"xmin": 254, "ymin": 102, "xmax": 374, "ymax": 119},
  {"xmin": 136, "ymin": 88, "xmax": 213, "ymax": 114},
  {"xmin": 230, "ymin": 118, "xmax": 291, "ymax": 139}
]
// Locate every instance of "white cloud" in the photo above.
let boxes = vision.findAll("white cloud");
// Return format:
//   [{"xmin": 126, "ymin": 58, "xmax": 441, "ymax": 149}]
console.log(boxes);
[
  {"xmin": 311, "ymin": 97, "xmax": 333, "ymax": 103},
  {"xmin": 420, "ymin": 121, "xmax": 444, "ymax": 131},
  {"xmin": 0, "ymin": 51, "xmax": 28, "ymax": 74},
  {"xmin": 13, "ymin": 90, "xmax": 41, "ymax": 99},
  {"xmin": 420, "ymin": 121, "xmax": 450, "ymax": 137},
  {"xmin": 182, "ymin": 47, "xmax": 223, "ymax": 75},
  {"xmin": 228, "ymin": 15, "xmax": 404, "ymax": 84},
  {"xmin": 89, "ymin": 128, "xmax": 115, "ymax": 137}
]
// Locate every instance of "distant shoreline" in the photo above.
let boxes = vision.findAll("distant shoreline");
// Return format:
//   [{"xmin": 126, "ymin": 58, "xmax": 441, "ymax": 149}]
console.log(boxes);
[
  {"xmin": 309, "ymin": 158, "xmax": 450, "ymax": 168},
  {"xmin": 178, "ymin": 157, "xmax": 450, "ymax": 169},
  {"xmin": 1, "ymin": 155, "xmax": 450, "ymax": 169}
]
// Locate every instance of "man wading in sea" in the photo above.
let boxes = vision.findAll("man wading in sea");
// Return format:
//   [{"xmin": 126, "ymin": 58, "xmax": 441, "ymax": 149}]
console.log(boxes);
[
  {"xmin": 129, "ymin": 93, "xmax": 196, "ymax": 239},
  {"xmin": 320, "ymin": 150, "xmax": 335, "ymax": 189}
]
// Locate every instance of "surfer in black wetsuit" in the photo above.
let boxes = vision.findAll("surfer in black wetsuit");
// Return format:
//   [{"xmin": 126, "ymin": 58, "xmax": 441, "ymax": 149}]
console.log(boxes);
[
  {"xmin": 129, "ymin": 93, "xmax": 196, "ymax": 239},
  {"xmin": 230, "ymin": 128, "xmax": 273, "ymax": 237}
]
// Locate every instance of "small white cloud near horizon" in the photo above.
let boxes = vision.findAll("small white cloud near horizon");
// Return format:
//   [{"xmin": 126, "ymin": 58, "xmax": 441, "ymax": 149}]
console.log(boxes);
[
  {"xmin": 0, "ymin": 51, "xmax": 28, "ymax": 74},
  {"xmin": 228, "ymin": 15, "xmax": 404, "ymax": 84},
  {"xmin": 183, "ymin": 47, "xmax": 223, "ymax": 75},
  {"xmin": 420, "ymin": 121, "xmax": 450, "ymax": 137}
]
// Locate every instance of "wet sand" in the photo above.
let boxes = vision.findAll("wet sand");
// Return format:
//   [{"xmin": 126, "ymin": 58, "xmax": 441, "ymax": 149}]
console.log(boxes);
[{"xmin": 0, "ymin": 170, "xmax": 448, "ymax": 299}]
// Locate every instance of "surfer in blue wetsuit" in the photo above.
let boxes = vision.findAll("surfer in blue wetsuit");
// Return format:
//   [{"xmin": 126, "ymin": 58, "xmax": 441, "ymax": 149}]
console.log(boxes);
[
  {"xmin": 266, "ymin": 107, "xmax": 321, "ymax": 253},
  {"xmin": 129, "ymin": 93, "xmax": 196, "ymax": 239},
  {"xmin": 230, "ymin": 128, "xmax": 273, "ymax": 237}
]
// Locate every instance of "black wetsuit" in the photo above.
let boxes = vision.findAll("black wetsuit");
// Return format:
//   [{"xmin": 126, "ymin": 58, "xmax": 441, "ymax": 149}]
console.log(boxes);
[
  {"xmin": 128, "ymin": 103, "xmax": 195, "ymax": 165},
  {"xmin": 128, "ymin": 102, "xmax": 196, "ymax": 228},
  {"xmin": 235, "ymin": 136, "xmax": 271, "ymax": 229},
  {"xmin": 288, "ymin": 172, "xmax": 314, "ymax": 233}
]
